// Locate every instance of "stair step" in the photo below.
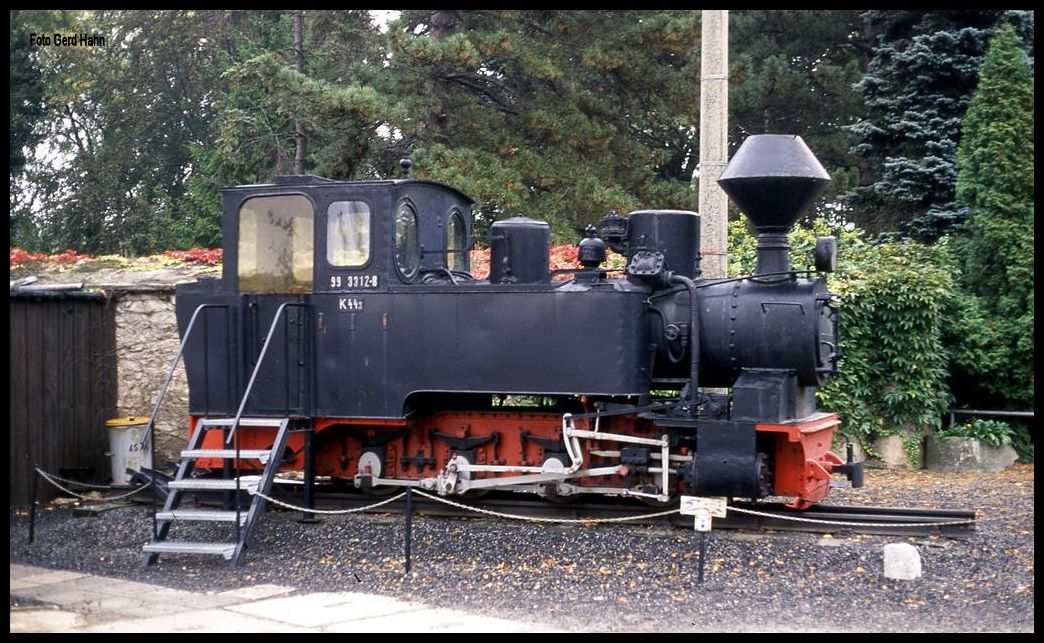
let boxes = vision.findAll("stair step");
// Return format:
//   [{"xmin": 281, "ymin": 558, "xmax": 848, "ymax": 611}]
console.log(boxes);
[
  {"xmin": 181, "ymin": 449, "xmax": 271, "ymax": 460},
  {"xmin": 198, "ymin": 418, "xmax": 286, "ymax": 428},
  {"xmin": 168, "ymin": 476, "xmax": 262, "ymax": 491},
  {"xmin": 143, "ymin": 541, "xmax": 236, "ymax": 559},
  {"xmin": 156, "ymin": 510, "xmax": 248, "ymax": 524}
]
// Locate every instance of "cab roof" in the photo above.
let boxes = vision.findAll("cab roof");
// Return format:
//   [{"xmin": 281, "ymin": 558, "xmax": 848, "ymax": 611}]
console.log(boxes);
[{"xmin": 219, "ymin": 175, "xmax": 475, "ymax": 205}]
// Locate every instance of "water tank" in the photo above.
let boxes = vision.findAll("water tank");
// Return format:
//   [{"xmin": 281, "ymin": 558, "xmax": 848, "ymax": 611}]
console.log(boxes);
[{"xmin": 489, "ymin": 217, "xmax": 551, "ymax": 284}]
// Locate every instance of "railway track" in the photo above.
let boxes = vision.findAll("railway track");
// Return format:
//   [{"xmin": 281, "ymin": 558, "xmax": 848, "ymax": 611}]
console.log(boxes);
[{"xmin": 253, "ymin": 484, "xmax": 977, "ymax": 539}]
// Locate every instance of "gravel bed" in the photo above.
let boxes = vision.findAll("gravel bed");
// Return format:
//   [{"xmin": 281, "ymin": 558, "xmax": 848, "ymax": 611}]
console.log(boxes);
[{"xmin": 10, "ymin": 465, "xmax": 1033, "ymax": 632}]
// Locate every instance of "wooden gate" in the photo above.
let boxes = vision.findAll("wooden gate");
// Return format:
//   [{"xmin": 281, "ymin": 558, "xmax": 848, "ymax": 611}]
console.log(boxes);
[{"xmin": 9, "ymin": 292, "xmax": 117, "ymax": 505}]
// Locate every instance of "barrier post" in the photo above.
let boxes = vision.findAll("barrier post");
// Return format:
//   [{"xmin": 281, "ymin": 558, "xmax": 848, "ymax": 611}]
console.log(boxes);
[
  {"xmin": 28, "ymin": 464, "xmax": 39, "ymax": 545},
  {"xmin": 299, "ymin": 427, "xmax": 318, "ymax": 523},
  {"xmin": 404, "ymin": 486, "xmax": 414, "ymax": 574}
]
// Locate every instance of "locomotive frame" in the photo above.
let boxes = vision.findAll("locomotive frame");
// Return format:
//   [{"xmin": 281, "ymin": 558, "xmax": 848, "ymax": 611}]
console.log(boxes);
[{"xmin": 173, "ymin": 135, "xmax": 862, "ymax": 510}]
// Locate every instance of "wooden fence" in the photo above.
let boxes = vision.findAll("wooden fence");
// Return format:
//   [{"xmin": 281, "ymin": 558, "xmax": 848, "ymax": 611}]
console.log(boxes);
[{"xmin": 9, "ymin": 292, "xmax": 117, "ymax": 505}]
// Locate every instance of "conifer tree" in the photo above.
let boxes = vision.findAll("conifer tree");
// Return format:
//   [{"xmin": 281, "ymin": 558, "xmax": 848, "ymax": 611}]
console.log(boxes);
[
  {"xmin": 847, "ymin": 10, "xmax": 1033, "ymax": 240},
  {"xmin": 949, "ymin": 24, "xmax": 1034, "ymax": 408}
]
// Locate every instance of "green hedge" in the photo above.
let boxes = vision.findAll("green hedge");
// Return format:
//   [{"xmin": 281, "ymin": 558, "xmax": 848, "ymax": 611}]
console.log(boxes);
[{"xmin": 727, "ymin": 219, "xmax": 955, "ymax": 465}]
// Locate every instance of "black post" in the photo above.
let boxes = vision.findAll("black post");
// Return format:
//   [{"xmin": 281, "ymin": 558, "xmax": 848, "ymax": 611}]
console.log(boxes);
[
  {"xmin": 223, "ymin": 429, "xmax": 234, "ymax": 511},
  {"xmin": 151, "ymin": 467, "xmax": 159, "ymax": 539},
  {"xmin": 299, "ymin": 427, "xmax": 318, "ymax": 523},
  {"xmin": 28, "ymin": 464, "xmax": 38, "ymax": 545},
  {"xmin": 697, "ymin": 531, "xmax": 707, "ymax": 584},
  {"xmin": 404, "ymin": 486, "xmax": 413, "ymax": 575}
]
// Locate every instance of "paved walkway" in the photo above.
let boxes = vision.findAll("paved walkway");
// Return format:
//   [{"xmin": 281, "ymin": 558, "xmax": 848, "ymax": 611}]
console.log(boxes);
[{"xmin": 10, "ymin": 564, "xmax": 562, "ymax": 633}]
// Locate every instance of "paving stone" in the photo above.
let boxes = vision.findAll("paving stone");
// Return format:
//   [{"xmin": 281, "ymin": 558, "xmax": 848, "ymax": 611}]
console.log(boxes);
[
  {"xmin": 9, "ymin": 564, "xmax": 45, "ymax": 580},
  {"xmin": 133, "ymin": 586, "xmax": 247, "ymax": 609},
  {"xmin": 26, "ymin": 591, "xmax": 179, "ymax": 621},
  {"xmin": 215, "ymin": 583, "xmax": 296, "ymax": 601},
  {"xmin": 17, "ymin": 570, "xmax": 89, "ymax": 586},
  {"xmin": 10, "ymin": 608, "xmax": 84, "ymax": 633},
  {"xmin": 74, "ymin": 608, "xmax": 317, "ymax": 633},
  {"xmin": 225, "ymin": 592, "xmax": 427, "ymax": 628},
  {"xmin": 10, "ymin": 578, "xmax": 43, "ymax": 591},
  {"xmin": 324, "ymin": 608, "xmax": 561, "ymax": 633}
]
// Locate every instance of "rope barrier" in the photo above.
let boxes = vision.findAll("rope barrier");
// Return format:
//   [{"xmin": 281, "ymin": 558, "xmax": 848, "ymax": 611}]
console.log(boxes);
[
  {"xmin": 249, "ymin": 486, "xmax": 682, "ymax": 524},
  {"xmin": 256, "ymin": 486, "xmax": 993, "ymax": 530},
  {"xmin": 410, "ymin": 489, "xmax": 682, "ymax": 524},
  {"xmin": 31, "ymin": 469, "xmax": 127, "ymax": 489},
  {"xmin": 251, "ymin": 484, "xmax": 986, "ymax": 529},
  {"xmin": 34, "ymin": 467, "xmax": 150, "ymax": 502},
  {"xmin": 250, "ymin": 489, "xmax": 407, "ymax": 515}
]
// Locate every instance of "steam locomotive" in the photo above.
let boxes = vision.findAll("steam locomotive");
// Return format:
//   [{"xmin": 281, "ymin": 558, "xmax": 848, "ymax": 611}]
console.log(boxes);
[{"xmin": 174, "ymin": 134, "xmax": 862, "ymax": 510}]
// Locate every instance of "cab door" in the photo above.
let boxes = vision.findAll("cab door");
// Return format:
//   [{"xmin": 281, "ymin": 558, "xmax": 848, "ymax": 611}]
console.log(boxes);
[
  {"xmin": 236, "ymin": 193, "xmax": 314, "ymax": 416},
  {"xmin": 312, "ymin": 196, "xmax": 386, "ymax": 417}
]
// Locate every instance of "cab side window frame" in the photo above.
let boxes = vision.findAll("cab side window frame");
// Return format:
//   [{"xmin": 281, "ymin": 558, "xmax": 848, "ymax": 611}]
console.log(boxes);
[{"xmin": 394, "ymin": 198, "xmax": 421, "ymax": 282}]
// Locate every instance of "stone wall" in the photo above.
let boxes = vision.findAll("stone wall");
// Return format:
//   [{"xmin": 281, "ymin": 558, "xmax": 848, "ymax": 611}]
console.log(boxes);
[{"xmin": 113, "ymin": 292, "xmax": 188, "ymax": 464}]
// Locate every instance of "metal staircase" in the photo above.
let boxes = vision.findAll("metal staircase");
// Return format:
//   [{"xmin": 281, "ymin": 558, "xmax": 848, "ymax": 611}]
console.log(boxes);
[
  {"xmin": 139, "ymin": 301, "xmax": 307, "ymax": 568},
  {"xmin": 143, "ymin": 417, "xmax": 291, "ymax": 567}
]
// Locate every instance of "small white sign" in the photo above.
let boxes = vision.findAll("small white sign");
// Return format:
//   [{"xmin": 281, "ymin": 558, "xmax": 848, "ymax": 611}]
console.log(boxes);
[
  {"xmin": 694, "ymin": 509, "xmax": 713, "ymax": 532},
  {"xmin": 680, "ymin": 495, "xmax": 727, "ymax": 518}
]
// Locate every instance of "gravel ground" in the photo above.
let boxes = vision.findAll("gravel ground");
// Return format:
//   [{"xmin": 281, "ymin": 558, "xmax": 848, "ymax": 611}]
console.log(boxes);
[{"xmin": 10, "ymin": 464, "xmax": 1034, "ymax": 632}]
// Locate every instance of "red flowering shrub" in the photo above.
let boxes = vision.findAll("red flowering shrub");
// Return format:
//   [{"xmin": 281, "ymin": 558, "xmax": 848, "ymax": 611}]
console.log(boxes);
[
  {"xmin": 10, "ymin": 247, "xmax": 88, "ymax": 268},
  {"xmin": 470, "ymin": 244, "xmax": 587, "ymax": 281},
  {"xmin": 163, "ymin": 248, "xmax": 223, "ymax": 265}
]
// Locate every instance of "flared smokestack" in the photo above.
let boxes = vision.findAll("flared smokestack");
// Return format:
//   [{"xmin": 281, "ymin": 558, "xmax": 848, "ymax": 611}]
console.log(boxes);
[{"xmin": 717, "ymin": 135, "xmax": 830, "ymax": 276}]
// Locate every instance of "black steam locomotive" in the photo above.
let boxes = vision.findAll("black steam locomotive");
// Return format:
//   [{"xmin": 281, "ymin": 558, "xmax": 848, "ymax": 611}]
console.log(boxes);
[{"xmin": 174, "ymin": 134, "xmax": 862, "ymax": 510}]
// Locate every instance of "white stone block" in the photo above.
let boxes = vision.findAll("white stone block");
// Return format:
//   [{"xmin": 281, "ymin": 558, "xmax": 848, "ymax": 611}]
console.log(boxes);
[{"xmin": 883, "ymin": 542, "xmax": 922, "ymax": 580}]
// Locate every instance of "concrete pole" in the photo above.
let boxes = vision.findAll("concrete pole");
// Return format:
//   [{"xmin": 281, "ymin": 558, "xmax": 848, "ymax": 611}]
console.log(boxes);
[
  {"xmin": 293, "ymin": 11, "xmax": 306, "ymax": 175},
  {"xmin": 695, "ymin": 10, "xmax": 729, "ymax": 278}
]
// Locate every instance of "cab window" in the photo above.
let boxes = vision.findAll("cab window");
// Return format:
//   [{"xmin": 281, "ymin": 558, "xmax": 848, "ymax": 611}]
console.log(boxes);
[
  {"xmin": 327, "ymin": 201, "xmax": 370, "ymax": 267},
  {"xmin": 394, "ymin": 200, "xmax": 420, "ymax": 280},
  {"xmin": 447, "ymin": 209, "xmax": 468, "ymax": 272},
  {"xmin": 238, "ymin": 194, "xmax": 314, "ymax": 293}
]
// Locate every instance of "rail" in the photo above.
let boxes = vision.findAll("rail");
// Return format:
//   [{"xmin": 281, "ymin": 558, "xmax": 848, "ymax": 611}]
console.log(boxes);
[{"xmin": 948, "ymin": 408, "xmax": 1034, "ymax": 427}]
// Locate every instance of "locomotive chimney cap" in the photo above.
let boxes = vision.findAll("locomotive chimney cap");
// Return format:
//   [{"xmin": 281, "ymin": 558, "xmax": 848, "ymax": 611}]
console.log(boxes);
[{"xmin": 717, "ymin": 134, "xmax": 830, "ymax": 233}]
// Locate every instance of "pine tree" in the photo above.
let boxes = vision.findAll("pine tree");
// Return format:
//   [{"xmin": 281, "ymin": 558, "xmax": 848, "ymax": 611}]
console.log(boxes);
[
  {"xmin": 847, "ymin": 10, "xmax": 1033, "ymax": 241},
  {"xmin": 729, "ymin": 10, "xmax": 869, "ymax": 217},
  {"xmin": 950, "ymin": 24, "xmax": 1034, "ymax": 408},
  {"xmin": 384, "ymin": 10, "xmax": 703, "ymax": 240}
]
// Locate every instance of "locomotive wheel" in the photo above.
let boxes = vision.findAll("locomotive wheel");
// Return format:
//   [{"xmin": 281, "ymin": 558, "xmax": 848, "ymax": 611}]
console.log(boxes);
[{"xmin": 755, "ymin": 452, "xmax": 774, "ymax": 499}]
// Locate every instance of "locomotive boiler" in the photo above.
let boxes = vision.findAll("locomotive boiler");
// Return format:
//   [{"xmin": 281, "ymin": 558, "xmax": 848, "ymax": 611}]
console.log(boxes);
[{"xmin": 174, "ymin": 134, "xmax": 862, "ymax": 510}]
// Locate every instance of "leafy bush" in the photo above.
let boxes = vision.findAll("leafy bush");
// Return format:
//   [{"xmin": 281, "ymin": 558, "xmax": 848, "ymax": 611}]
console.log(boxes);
[
  {"xmin": 728, "ymin": 218, "xmax": 955, "ymax": 466},
  {"xmin": 936, "ymin": 419, "xmax": 1015, "ymax": 448}
]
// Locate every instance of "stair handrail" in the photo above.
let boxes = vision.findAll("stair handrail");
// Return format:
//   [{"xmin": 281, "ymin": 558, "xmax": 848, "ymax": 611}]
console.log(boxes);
[
  {"xmin": 136, "ymin": 303, "xmax": 227, "ymax": 453},
  {"xmin": 229, "ymin": 301, "xmax": 305, "ymax": 547},
  {"xmin": 138, "ymin": 302, "xmax": 226, "ymax": 540},
  {"xmin": 226, "ymin": 301, "xmax": 307, "ymax": 446}
]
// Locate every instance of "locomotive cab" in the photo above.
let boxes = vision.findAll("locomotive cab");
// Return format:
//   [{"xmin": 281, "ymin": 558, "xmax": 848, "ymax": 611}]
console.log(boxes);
[{"xmin": 219, "ymin": 174, "xmax": 475, "ymax": 296}]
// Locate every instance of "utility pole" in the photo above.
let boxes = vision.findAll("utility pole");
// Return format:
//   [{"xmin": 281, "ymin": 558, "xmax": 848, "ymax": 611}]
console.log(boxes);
[
  {"xmin": 695, "ymin": 10, "xmax": 729, "ymax": 278},
  {"xmin": 293, "ymin": 11, "xmax": 306, "ymax": 175}
]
